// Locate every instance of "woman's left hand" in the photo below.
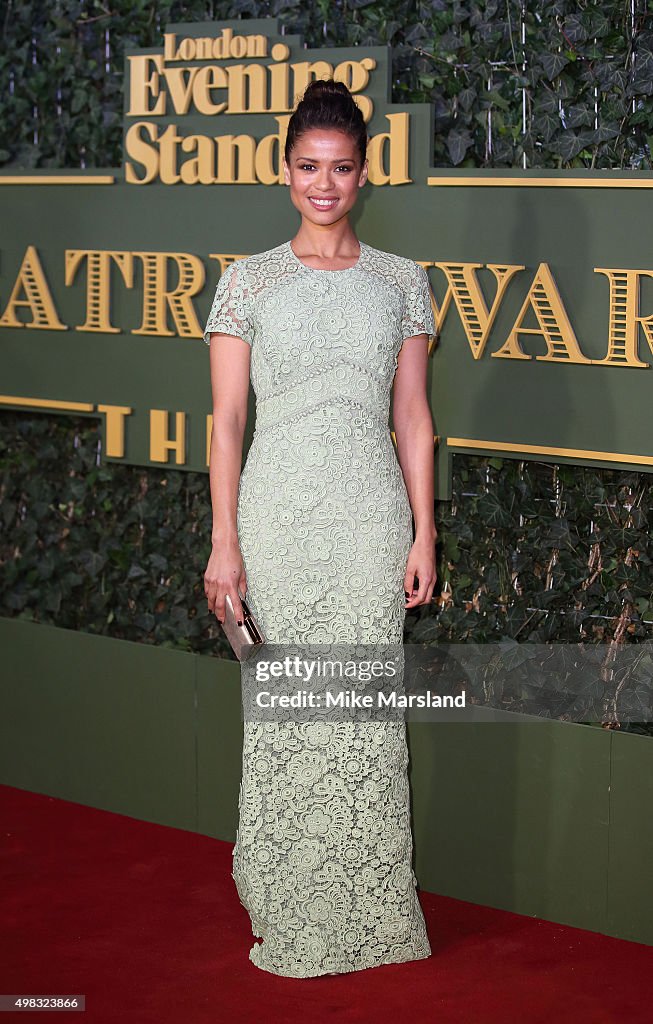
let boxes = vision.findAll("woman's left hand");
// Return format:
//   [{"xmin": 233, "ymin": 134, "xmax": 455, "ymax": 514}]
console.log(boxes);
[{"xmin": 404, "ymin": 535, "xmax": 438, "ymax": 608}]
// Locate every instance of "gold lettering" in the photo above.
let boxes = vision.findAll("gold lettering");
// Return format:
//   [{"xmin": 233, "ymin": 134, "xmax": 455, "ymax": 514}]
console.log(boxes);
[
  {"xmin": 367, "ymin": 113, "xmax": 410, "ymax": 185},
  {"xmin": 126, "ymin": 120, "xmax": 293, "ymax": 185},
  {"xmin": 194, "ymin": 38, "xmax": 217, "ymax": 61},
  {"xmin": 177, "ymin": 39, "xmax": 195, "ymax": 62},
  {"xmin": 231, "ymin": 36, "xmax": 248, "ymax": 60},
  {"xmin": 245, "ymin": 34, "xmax": 267, "ymax": 59},
  {"xmin": 594, "ymin": 268, "xmax": 653, "ymax": 367},
  {"xmin": 227, "ymin": 62, "xmax": 268, "ymax": 113},
  {"xmin": 132, "ymin": 253, "xmax": 205, "ymax": 336},
  {"xmin": 158, "ymin": 124, "xmax": 182, "ymax": 184},
  {"xmin": 216, "ymin": 135, "xmax": 257, "ymax": 184},
  {"xmin": 493, "ymin": 262, "xmax": 591, "ymax": 363},
  {"xmin": 162, "ymin": 66, "xmax": 202, "ymax": 116},
  {"xmin": 255, "ymin": 115, "xmax": 290, "ymax": 185},
  {"xmin": 214, "ymin": 28, "xmax": 233, "ymax": 60},
  {"xmin": 334, "ymin": 58, "xmax": 375, "ymax": 121},
  {"xmin": 213, "ymin": 28, "xmax": 234, "ymax": 60},
  {"xmin": 97, "ymin": 404, "xmax": 132, "ymax": 458},
  {"xmin": 65, "ymin": 251, "xmax": 134, "ymax": 333},
  {"xmin": 163, "ymin": 33, "xmax": 177, "ymax": 63},
  {"xmin": 432, "ymin": 263, "xmax": 525, "ymax": 358},
  {"xmin": 127, "ymin": 53, "xmax": 376, "ymax": 121},
  {"xmin": 163, "ymin": 30, "xmax": 268, "ymax": 62},
  {"xmin": 291, "ymin": 61, "xmax": 335, "ymax": 103},
  {"xmin": 127, "ymin": 54, "xmax": 165, "ymax": 116},
  {"xmin": 150, "ymin": 410, "xmax": 186, "ymax": 464},
  {"xmin": 192, "ymin": 65, "xmax": 228, "ymax": 115},
  {"xmin": 124, "ymin": 122, "xmax": 160, "ymax": 184},
  {"xmin": 180, "ymin": 135, "xmax": 216, "ymax": 185},
  {"xmin": 0, "ymin": 245, "xmax": 67, "ymax": 331},
  {"xmin": 269, "ymin": 45, "xmax": 292, "ymax": 113},
  {"xmin": 208, "ymin": 255, "xmax": 249, "ymax": 275}
]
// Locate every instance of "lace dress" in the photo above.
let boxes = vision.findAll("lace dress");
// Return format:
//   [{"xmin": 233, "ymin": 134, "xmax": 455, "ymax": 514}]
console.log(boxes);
[{"xmin": 203, "ymin": 238, "xmax": 435, "ymax": 977}]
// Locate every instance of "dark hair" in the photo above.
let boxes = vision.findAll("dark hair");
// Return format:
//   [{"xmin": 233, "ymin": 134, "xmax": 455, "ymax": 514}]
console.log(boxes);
[{"xmin": 284, "ymin": 78, "xmax": 368, "ymax": 167}]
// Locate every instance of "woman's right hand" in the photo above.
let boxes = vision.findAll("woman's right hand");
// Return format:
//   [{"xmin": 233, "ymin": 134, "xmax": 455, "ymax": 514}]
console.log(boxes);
[{"xmin": 203, "ymin": 538, "xmax": 248, "ymax": 624}]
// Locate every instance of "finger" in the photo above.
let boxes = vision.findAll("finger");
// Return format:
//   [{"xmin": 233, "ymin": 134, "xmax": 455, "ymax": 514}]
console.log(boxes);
[
  {"xmin": 406, "ymin": 572, "xmax": 433, "ymax": 607},
  {"xmin": 229, "ymin": 587, "xmax": 246, "ymax": 625},
  {"xmin": 204, "ymin": 578, "xmax": 217, "ymax": 614},
  {"xmin": 404, "ymin": 571, "xmax": 420, "ymax": 606},
  {"xmin": 412, "ymin": 577, "xmax": 432, "ymax": 606},
  {"xmin": 415, "ymin": 568, "xmax": 431, "ymax": 602},
  {"xmin": 214, "ymin": 590, "xmax": 227, "ymax": 624}
]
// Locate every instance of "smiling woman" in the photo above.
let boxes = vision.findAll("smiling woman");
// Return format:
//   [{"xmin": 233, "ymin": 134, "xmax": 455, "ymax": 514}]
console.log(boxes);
[
  {"xmin": 202, "ymin": 77, "xmax": 437, "ymax": 979},
  {"xmin": 281, "ymin": 84, "xmax": 368, "ymax": 271}
]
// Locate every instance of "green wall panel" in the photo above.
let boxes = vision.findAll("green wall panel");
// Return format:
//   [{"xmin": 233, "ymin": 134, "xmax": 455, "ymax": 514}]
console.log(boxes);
[
  {"xmin": 196, "ymin": 654, "xmax": 242, "ymax": 843},
  {"xmin": 0, "ymin": 617, "xmax": 196, "ymax": 830},
  {"xmin": 607, "ymin": 730, "xmax": 653, "ymax": 944},
  {"xmin": 409, "ymin": 716, "xmax": 612, "ymax": 936}
]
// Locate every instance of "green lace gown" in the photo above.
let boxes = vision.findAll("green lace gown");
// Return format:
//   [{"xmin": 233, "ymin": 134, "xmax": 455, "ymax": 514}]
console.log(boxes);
[{"xmin": 203, "ymin": 239, "xmax": 435, "ymax": 978}]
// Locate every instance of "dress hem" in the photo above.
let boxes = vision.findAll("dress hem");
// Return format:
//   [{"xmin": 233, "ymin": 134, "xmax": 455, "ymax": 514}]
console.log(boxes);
[{"xmin": 246, "ymin": 938, "xmax": 432, "ymax": 979}]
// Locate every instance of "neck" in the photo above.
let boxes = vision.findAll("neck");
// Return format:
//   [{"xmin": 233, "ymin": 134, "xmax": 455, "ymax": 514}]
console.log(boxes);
[{"xmin": 293, "ymin": 218, "xmax": 359, "ymax": 259}]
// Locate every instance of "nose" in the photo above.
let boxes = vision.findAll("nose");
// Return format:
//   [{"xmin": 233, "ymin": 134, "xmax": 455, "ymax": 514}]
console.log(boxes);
[{"xmin": 315, "ymin": 170, "xmax": 335, "ymax": 191}]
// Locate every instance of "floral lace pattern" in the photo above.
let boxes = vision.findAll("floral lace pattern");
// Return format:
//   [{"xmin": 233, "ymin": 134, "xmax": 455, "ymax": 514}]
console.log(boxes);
[{"xmin": 203, "ymin": 240, "xmax": 434, "ymax": 977}]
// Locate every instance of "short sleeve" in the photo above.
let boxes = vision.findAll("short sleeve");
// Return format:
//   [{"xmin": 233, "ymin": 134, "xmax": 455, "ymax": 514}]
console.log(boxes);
[
  {"xmin": 203, "ymin": 260, "xmax": 255, "ymax": 346},
  {"xmin": 400, "ymin": 262, "xmax": 435, "ymax": 341}
]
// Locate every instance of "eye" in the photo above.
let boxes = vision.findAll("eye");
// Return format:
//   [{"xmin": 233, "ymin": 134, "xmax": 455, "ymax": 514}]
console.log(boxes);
[{"xmin": 297, "ymin": 163, "xmax": 354, "ymax": 172}]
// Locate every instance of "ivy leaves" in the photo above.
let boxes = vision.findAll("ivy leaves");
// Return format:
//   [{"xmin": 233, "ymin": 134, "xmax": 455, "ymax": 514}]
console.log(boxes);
[
  {"xmin": 0, "ymin": 412, "xmax": 234, "ymax": 657},
  {"xmin": 1, "ymin": 0, "xmax": 651, "ymax": 170},
  {"xmin": 402, "ymin": 0, "xmax": 652, "ymax": 169}
]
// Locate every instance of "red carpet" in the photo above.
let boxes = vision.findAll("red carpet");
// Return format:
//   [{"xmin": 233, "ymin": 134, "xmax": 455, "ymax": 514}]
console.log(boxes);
[{"xmin": 1, "ymin": 784, "xmax": 650, "ymax": 1024}]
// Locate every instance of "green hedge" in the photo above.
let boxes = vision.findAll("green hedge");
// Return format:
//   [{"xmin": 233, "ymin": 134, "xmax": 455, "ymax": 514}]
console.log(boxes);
[{"xmin": 1, "ymin": 0, "xmax": 651, "ymax": 170}]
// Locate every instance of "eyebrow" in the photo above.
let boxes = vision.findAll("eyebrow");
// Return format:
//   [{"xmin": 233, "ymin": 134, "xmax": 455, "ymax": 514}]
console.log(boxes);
[{"xmin": 294, "ymin": 156, "xmax": 356, "ymax": 163}]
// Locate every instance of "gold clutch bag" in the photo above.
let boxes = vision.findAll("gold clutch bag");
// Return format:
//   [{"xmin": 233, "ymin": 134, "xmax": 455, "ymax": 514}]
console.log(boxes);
[{"xmin": 220, "ymin": 591, "xmax": 266, "ymax": 661}]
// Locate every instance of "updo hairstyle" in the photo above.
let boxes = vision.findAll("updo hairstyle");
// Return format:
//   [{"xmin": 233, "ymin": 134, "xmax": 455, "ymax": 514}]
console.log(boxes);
[{"xmin": 284, "ymin": 78, "xmax": 368, "ymax": 167}]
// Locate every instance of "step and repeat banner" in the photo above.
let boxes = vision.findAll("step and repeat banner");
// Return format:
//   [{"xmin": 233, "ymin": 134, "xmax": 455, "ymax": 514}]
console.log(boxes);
[{"xmin": 2, "ymin": 17, "xmax": 652, "ymax": 499}]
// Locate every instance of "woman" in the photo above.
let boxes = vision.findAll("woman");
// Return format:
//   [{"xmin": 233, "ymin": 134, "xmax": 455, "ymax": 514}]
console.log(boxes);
[{"xmin": 202, "ymin": 78, "xmax": 437, "ymax": 978}]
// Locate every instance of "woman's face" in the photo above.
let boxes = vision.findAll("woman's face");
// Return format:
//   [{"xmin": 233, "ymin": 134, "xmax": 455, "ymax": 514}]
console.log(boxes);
[{"xmin": 283, "ymin": 128, "xmax": 368, "ymax": 226}]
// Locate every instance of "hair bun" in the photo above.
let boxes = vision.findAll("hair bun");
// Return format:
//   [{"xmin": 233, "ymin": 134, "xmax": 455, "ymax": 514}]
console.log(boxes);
[{"xmin": 303, "ymin": 78, "xmax": 350, "ymax": 100}]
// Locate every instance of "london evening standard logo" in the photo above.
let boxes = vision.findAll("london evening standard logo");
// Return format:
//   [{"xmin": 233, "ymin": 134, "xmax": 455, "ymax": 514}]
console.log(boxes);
[{"xmin": 123, "ymin": 21, "xmax": 412, "ymax": 186}]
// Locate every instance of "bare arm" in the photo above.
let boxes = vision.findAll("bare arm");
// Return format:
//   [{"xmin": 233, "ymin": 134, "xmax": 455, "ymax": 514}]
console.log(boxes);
[
  {"xmin": 203, "ymin": 331, "xmax": 251, "ymax": 624},
  {"xmin": 391, "ymin": 333, "xmax": 438, "ymax": 608}
]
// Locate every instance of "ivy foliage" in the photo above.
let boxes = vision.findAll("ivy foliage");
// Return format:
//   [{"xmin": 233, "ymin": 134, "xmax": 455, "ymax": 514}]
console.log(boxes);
[
  {"xmin": 0, "ymin": 412, "xmax": 221, "ymax": 654},
  {"xmin": 1, "ymin": 0, "xmax": 652, "ymax": 170}
]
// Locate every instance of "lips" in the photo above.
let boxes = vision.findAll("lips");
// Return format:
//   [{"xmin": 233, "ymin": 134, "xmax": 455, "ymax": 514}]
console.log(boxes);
[{"xmin": 309, "ymin": 197, "xmax": 338, "ymax": 209}]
